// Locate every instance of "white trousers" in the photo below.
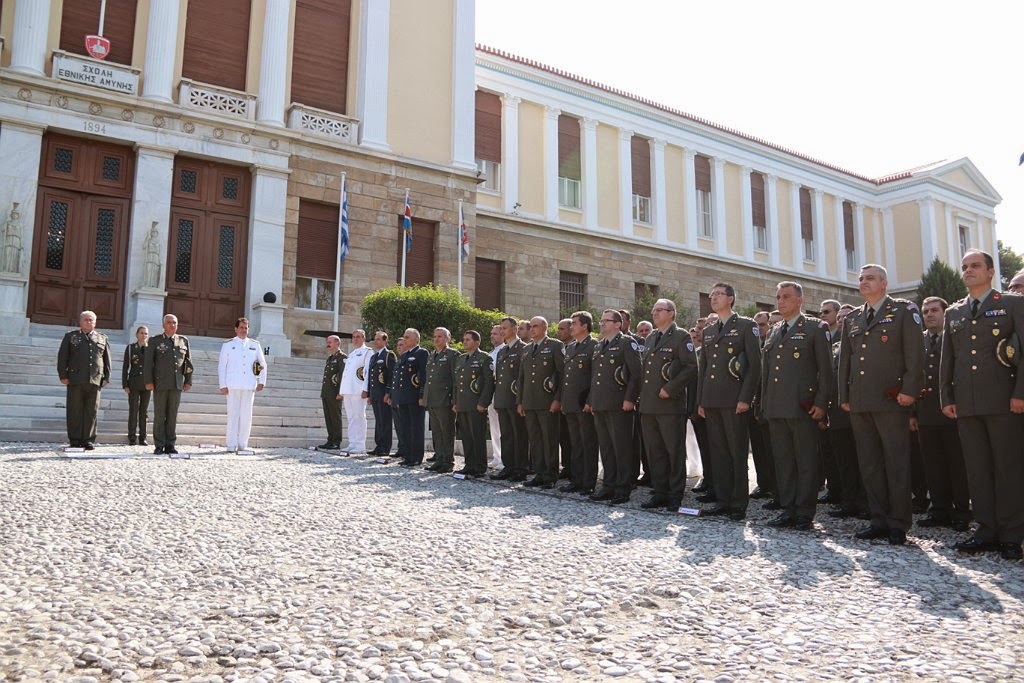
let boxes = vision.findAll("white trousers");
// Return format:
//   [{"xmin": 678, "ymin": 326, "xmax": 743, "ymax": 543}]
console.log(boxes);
[
  {"xmin": 226, "ymin": 389, "xmax": 255, "ymax": 450},
  {"xmin": 488, "ymin": 404, "xmax": 502, "ymax": 466},
  {"xmin": 342, "ymin": 394, "xmax": 368, "ymax": 453}
]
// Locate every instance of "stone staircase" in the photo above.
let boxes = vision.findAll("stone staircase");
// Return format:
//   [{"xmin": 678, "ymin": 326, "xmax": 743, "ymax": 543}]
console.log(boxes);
[{"xmin": 0, "ymin": 333, "xmax": 362, "ymax": 448}]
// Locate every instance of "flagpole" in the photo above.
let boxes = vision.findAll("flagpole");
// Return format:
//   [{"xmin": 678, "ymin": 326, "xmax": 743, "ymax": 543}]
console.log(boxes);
[
  {"xmin": 401, "ymin": 188, "xmax": 409, "ymax": 287},
  {"xmin": 98, "ymin": 0, "xmax": 108, "ymax": 35},
  {"xmin": 333, "ymin": 172, "xmax": 346, "ymax": 333},
  {"xmin": 457, "ymin": 200, "xmax": 464, "ymax": 295}
]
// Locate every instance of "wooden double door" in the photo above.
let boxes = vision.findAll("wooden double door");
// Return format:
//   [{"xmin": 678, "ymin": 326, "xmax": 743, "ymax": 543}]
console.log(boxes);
[
  {"xmin": 29, "ymin": 134, "xmax": 134, "ymax": 329},
  {"xmin": 166, "ymin": 159, "xmax": 251, "ymax": 337}
]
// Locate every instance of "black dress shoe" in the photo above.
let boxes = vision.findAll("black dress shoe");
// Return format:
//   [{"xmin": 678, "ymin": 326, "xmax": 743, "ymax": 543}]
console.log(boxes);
[
  {"xmin": 728, "ymin": 509, "xmax": 746, "ymax": 521},
  {"xmin": 608, "ymin": 495, "xmax": 630, "ymax": 505},
  {"xmin": 917, "ymin": 515, "xmax": 952, "ymax": 528},
  {"xmin": 316, "ymin": 442, "xmax": 337, "ymax": 450},
  {"xmin": 767, "ymin": 514, "xmax": 797, "ymax": 528},
  {"xmin": 640, "ymin": 496, "xmax": 669, "ymax": 509},
  {"xmin": 912, "ymin": 498, "xmax": 930, "ymax": 514},
  {"xmin": 763, "ymin": 499, "xmax": 783, "ymax": 510},
  {"xmin": 703, "ymin": 505, "xmax": 730, "ymax": 516},
  {"xmin": 399, "ymin": 460, "xmax": 419, "ymax": 468},
  {"xmin": 427, "ymin": 464, "xmax": 453, "ymax": 473},
  {"xmin": 855, "ymin": 526, "xmax": 889, "ymax": 540},
  {"xmin": 1000, "ymin": 543, "xmax": 1023, "ymax": 560},
  {"xmin": 509, "ymin": 472, "xmax": 528, "ymax": 482},
  {"xmin": 949, "ymin": 519, "xmax": 970, "ymax": 532},
  {"xmin": 154, "ymin": 447, "xmax": 165, "ymax": 454},
  {"xmin": 696, "ymin": 493, "xmax": 717, "ymax": 504},
  {"xmin": 165, "ymin": 447, "xmax": 179, "ymax": 455},
  {"xmin": 817, "ymin": 493, "xmax": 837, "ymax": 505},
  {"xmin": 139, "ymin": 440, "xmax": 149, "ymax": 446},
  {"xmin": 426, "ymin": 455, "xmax": 437, "ymax": 463},
  {"xmin": 792, "ymin": 517, "xmax": 814, "ymax": 531},
  {"xmin": 559, "ymin": 468, "xmax": 571, "ymax": 479},
  {"xmin": 828, "ymin": 506, "xmax": 858, "ymax": 519},
  {"xmin": 691, "ymin": 481, "xmax": 709, "ymax": 494},
  {"xmin": 888, "ymin": 530, "xmax": 907, "ymax": 546},
  {"xmin": 129, "ymin": 439, "xmax": 136, "ymax": 446},
  {"xmin": 590, "ymin": 489, "xmax": 615, "ymax": 501},
  {"xmin": 455, "ymin": 468, "xmax": 476, "ymax": 477},
  {"xmin": 523, "ymin": 477, "xmax": 546, "ymax": 488},
  {"xmin": 749, "ymin": 487, "xmax": 774, "ymax": 500},
  {"xmin": 665, "ymin": 499, "xmax": 682, "ymax": 511},
  {"xmin": 558, "ymin": 484, "xmax": 581, "ymax": 493},
  {"xmin": 578, "ymin": 488, "xmax": 594, "ymax": 496},
  {"xmin": 952, "ymin": 536, "xmax": 1000, "ymax": 553},
  {"xmin": 636, "ymin": 475, "xmax": 652, "ymax": 487},
  {"xmin": 490, "ymin": 470, "xmax": 513, "ymax": 480}
]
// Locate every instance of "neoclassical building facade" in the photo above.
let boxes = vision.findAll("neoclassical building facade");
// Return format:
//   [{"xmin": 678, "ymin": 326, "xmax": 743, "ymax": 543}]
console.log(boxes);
[{"xmin": 0, "ymin": 1, "xmax": 1001, "ymax": 356}]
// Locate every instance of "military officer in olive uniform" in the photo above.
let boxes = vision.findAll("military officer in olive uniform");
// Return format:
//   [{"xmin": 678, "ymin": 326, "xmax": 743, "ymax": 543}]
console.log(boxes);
[
  {"xmin": 491, "ymin": 317, "xmax": 529, "ymax": 481},
  {"xmin": 122, "ymin": 325, "xmax": 151, "ymax": 445},
  {"xmin": 839, "ymin": 264, "xmax": 925, "ymax": 546},
  {"xmin": 560, "ymin": 311, "xmax": 599, "ymax": 494},
  {"xmin": 57, "ymin": 310, "xmax": 111, "ymax": 449},
  {"xmin": 760, "ymin": 282, "xmax": 832, "ymax": 529},
  {"xmin": 697, "ymin": 283, "xmax": 762, "ymax": 520},
  {"xmin": 453, "ymin": 330, "xmax": 495, "ymax": 476},
  {"xmin": 941, "ymin": 249, "xmax": 1024, "ymax": 560},
  {"xmin": 517, "ymin": 316, "xmax": 564, "ymax": 488},
  {"xmin": 143, "ymin": 313, "xmax": 193, "ymax": 455},
  {"xmin": 827, "ymin": 307, "xmax": 867, "ymax": 518},
  {"xmin": 588, "ymin": 309, "xmax": 642, "ymax": 504},
  {"xmin": 390, "ymin": 328, "xmax": 429, "ymax": 466},
  {"xmin": 317, "ymin": 336, "xmax": 346, "ymax": 450},
  {"xmin": 367, "ymin": 331, "xmax": 396, "ymax": 456},
  {"xmin": 638, "ymin": 299, "xmax": 698, "ymax": 510},
  {"xmin": 425, "ymin": 327, "xmax": 460, "ymax": 472}
]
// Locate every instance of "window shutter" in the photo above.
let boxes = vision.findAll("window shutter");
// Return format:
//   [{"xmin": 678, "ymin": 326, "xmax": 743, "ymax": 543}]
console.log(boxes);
[
  {"xmin": 799, "ymin": 187, "xmax": 813, "ymax": 240},
  {"xmin": 182, "ymin": 0, "xmax": 251, "ymax": 91},
  {"xmin": 474, "ymin": 258, "xmax": 504, "ymax": 311},
  {"xmin": 474, "ymin": 91, "xmax": 502, "ymax": 163},
  {"xmin": 297, "ymin": 200, "xmax": 339, "ymax": 280},
  {"xmin": 60, "ymin": 0, "xmax": 138, "ymax": 65},
  {"xmin": 557, "ymin": 114, "xmax": 581, "ymax": 180},
  {"xmin": 291, "ymin": 0, "xmax": 351, "ymax": 114},
  {"xmin": 843, "ymin": 201, "xmax": 855, "ymax": 250},
  {"xmin": 750, "ymin": 172, "xmax": 766, "ymax": 228},
  {"xmin": 694, "ymin": 155, "xmax": 712, "ymax": 193},
  {"xmin": 398, "ymin": 218, "xmax": 436, "ymax": 286},
  {"xmin": 631, "ymin": 136, "xmax": 651, "ymax": 197}
]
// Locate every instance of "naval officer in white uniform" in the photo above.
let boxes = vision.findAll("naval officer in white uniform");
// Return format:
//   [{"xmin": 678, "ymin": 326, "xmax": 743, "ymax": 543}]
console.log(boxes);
[
  {"xmin": 340, "ymin": 329, "xmax": 373, "ymax": 455},
  {"xmin": 218, "ymin": 318, "xmax": 267, "ymax": 452}
]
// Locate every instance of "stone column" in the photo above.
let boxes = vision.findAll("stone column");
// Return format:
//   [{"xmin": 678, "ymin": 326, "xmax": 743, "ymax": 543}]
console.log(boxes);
[
  {"xmin": 853, "ymin": 202, "xmax": 866, "ymax": 273},
  {"xmin": 917, "ymin": 197, "xmax": 937, "ymax": 274},
  {"xmin": 9, "ymin": 0, "xmax": 51, "ymax": 76},
  {"xmin": 740, "ymin": 166, "xmax": 753, "ymax": 261},
  {"xmin": 0, "ymin": 123, "xmax": 45, "ymax": 335},
  {"xmin": 449, "ymin": 0, "xmax": 476, "ymax": 170},
  {"xmin": 356, "ymin": 0, "xmax": 390, "ymax": 151},
  {"xmin": 711, "ymin": 157, "xmax": 727, "ymax": 256},
  {"xmin": 812, "ymin": 188, "xmax": 826, "ymax": 273},
  {"xmin": 766, "ymin": 174, "xmax": 780, "ymax": 268},
  {"xmin": 683, "ymin": 149, "xmax": 697, "ymax": 248},
  {"xmin": 944, "ymin": 204, "xmax": 957, "ymax": 264},
  {"xmin": 834, "ymin": 195, "xmax": 847, "ymax": 282},
  {"xmin": 543, "ymin": 106, "xmax": 560, "ymax": 222},
  {"xmin": 126, "ymin": 146, "xmax": 176, "ymax": 336},
  {"xmin": 248, "ymin": 166, "xmax": 292, "ymax": 356},
  {"xmin": 790, "ymin": 182, "xmax": 803, "ymax": 270},
  {"xmin": 581, "ymin": 117, "xmax": 598, "ymax": 231},
  {"xmin": 501, "ymin": 95, "xmax": 520, "ymax": 215},
  {"xmin": 652, "ymin": 139, "xmax": 667, "ymax": 244},
  {"xmin": 256, "ymin": 0, "xmax": 291, "ymax": 126},
  {"xmin": 141, "ymin": 0, "xmax": 181, "ymax": 102},
  {"xmin": 619, "ymin": 129, "xmax": 634, "ymax": 237},
  {"xmin": 882, "ymin": 207, "xmax": 897, "ymax": 284}
]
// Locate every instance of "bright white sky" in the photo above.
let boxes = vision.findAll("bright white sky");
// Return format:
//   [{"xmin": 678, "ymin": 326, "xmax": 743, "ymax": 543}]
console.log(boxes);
[{"xmin": 476, "ymin": 0, "xmax": 1024, "ymax": 256}]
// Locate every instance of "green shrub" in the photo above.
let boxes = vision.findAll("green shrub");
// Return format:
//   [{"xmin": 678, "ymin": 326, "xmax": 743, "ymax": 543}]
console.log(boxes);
[{"xmin": 361, "ymin": 285, "xmax": 508, "ymax": 351}]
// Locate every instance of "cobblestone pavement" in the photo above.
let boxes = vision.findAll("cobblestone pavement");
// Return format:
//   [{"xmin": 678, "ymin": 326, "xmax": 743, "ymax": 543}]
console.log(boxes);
[{"xmin": 1, "ymin": 443, "xmax": 1022, "ymax": 682}]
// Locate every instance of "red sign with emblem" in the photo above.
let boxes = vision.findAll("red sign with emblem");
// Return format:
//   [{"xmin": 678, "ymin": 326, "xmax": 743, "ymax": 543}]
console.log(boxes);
[{"xmin": 85, "ymin": 35, "xmax": 111, "ymax": 60}]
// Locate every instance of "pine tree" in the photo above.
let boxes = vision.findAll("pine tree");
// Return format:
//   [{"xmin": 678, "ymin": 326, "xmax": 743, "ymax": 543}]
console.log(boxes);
[
  {"xmin": 998, "ymin": 240, "xmax": 1024, "ymax": 290},
  {"xmin": 916, "ymin": 256, "xmax": 967, "ymax": 305}
]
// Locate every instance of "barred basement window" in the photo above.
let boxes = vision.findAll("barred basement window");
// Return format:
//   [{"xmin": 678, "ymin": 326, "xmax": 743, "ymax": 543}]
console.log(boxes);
[
  {"xmin": 295, "ymin": 276, "xmax": 335, "ymax": 312},
  {"xmin": 559, "ymin": 270, "xmax": 586, "ymax": 314}
]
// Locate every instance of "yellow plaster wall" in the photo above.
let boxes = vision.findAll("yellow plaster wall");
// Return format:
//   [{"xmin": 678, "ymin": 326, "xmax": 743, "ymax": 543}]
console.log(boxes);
[
  {"xmin": 516, "ymin": 101, "xmax": 544, "ymax": 216},
  {"xmin": 665, "ymin": 145, "xmax": 684, "ymax": 243},
  {"xmin": 559, "ymin": 208, "xmax": 582, "ymax": 225},
  {"xmin": 822, "ymin": 194, "xmax": 839, "ymax": 277},
  {"xmin": 477, "ymin": 192, "xmax": 501, "ymax": 211},
  {"xmin": 386, "ymin": 0, "xmax": 453, "ymax": 165},
  {"xmin": 938, "ymin": 168, "xmax": 982, "ymax": 195},
  {"xmin": 723, "ymin": 162, "xmax": 742, "ymax": 256},
  {"xmin": 933, "ymin": 200, "xmax": 949, "ymax": 264},
  {"xmin": 892, "ymin": 202, "xmax": 923, "ymax": 281},
  {"xmin": 0, "ymin": 1, "xmax": 12, "ymax": 67},
  {"xmin": 244, "ymin": 1, "xmax": 264, "ymax": 94},
  {"xmin": 596, "ymin": 123, "xmax": 619, "ymax": 231},
  {"xmin": 776, "ymin": 179, "xmax": 794, "ymax": 268}
]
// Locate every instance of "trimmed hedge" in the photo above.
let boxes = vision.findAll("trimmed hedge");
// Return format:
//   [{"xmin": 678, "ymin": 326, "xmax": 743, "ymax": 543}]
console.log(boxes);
[{"xmin": 361, "ymin": 285, "xmax": 508, "ymax": 351}]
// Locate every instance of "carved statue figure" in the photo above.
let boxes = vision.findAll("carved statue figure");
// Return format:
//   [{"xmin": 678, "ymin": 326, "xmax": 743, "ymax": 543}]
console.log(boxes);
[
  {"xmin": 2, "ymin": 203, "xmax": 23, "ymax": 274},
  {"xmin": 143, "ymin": 221, "xmax": 162, "ymax": 288}
]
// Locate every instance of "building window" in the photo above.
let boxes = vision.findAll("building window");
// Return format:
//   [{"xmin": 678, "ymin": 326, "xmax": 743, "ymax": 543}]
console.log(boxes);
[
  {"xmin": 632, "ymin": 194, "xmax": 651, "ymax": 224},
  {"xmin": 475, "ymin": 90, "xmax": 502, "ymax": 193},
  {"xmin": 699, "ymin": 292, "xmax": 712, "ymax": 318},
  {"xmin": 558, "ymin": 114, "xmax": 582, "ymax": 209},
  {"xmin": 291, "ymin": 0, "xmax": 351, "ymax": 114},
  {"xmin": 695, "ymin": 154, "xmax": 713, "ymax": 238},
  {"xmin": 958, "ymin": 224, "xmax": 970, "ymax": 255},
  {"xmin": 475, "ymin": 258, "xmax": 504, "ymax": 311},
  {"xmin": 60, "ymin": 0, "xmax": 138, "ymax": 65},
  {"xmin": 296, "ymin": 199, "xmax": 340, "ymax": 312},
  {"xmin": 843, "ymin": 200, "xmax": 857, "ymax": 271},
  {"xmin": 181, "ymin": 0, "xmax": 251, "ymax": 91},
  {"xmin": 635, "ymin": 282, "xmax": 659, "ymax": 301},
  {"xmin": 397, "ymin": 218, "xmax": 436, "ymax": 286},
  {"xmin": 751, "ymin": 171, "xmax": 768, "ymax": 252},
  {"xmin": 799, "ymin": 187, "xmax": 814, "ymax": 262},
  {"xmin": 559, "ymin": 270, "xmax": 586, "ymax": 315},
  {"xmin": 631, "ymin": 136, "xmax": 651, "ymax": 223}
]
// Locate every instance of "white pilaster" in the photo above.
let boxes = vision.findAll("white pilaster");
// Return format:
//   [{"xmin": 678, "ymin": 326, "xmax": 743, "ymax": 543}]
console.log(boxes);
[
  {"xmin": 812, "ymin": 189, "xmax": 826, "ymax": 273},
  {"xmin": 853, "ymin": 202, "xmax": 866, "ymax": 274},
  {"xmin": 141, "ymin": 0, "xmax": 180, "ymax": 102},
  {"xmin": 356, "ymin": 0, "xmax": 390, "ymax": 151},
  {"xmin": 581, "ymin": 117, "xmax": 598, "ymax": 231},
  {"xmin": 256, "ymin": 0, "xmax": 291, "ymax": 126},
  {"xmin": 248, "ymin": 166, "xmax": 292, "ymax": 356},
  {"xmin": 652, "ymin": 139, "xmax": 667, "ymax": 244},
  {"xmin": 766, "ymin": 174, "xmax": 780, "ymax": 268},
  {"xmin": 711, "ymin": 157, "xmax": 727, "ymax": 256},
  {"xmin": 987, "ymin": 217, "xmax": 1002, "ymax": 287},
  {"xmin": 0, "ymin": 124, "xmax": 45, "ymax": 335},
  {"xmin": 10, "ymin": 0, "xmax": 51, "ymax": 75},
  {"xmin": 683, "ymin": 149, "xmax": 697, "ymax": 248},
  {"xmin": 450, "ymin": 0, "xmax": 476, "ymax": 170},
  {"xmin": 917, "ymin": 197, "xmax": 937, "ymax": 274},
  {"xmin": 873, "ymin": 208, "xmax": 883, "ymax": 264},
  {"xmin": 882, "ymin": 207, "xmax": 898, "ymax": 283},
  {"xmin": 740, "ymin": 166, "xmax": 753, "ymax": 262},
  {"xmin": 618, "ymin": 128, "xmax": 634, "ymax": 237},
  {"xmin": 790, "ymin": 182, "xmax": 803, "ymax": 271},
  {"xmin": 944, "ymin": 203, "xmax": 957, "ymax": 263},
  {"xmin": 543, "ymin": 106, "xmax": 560, "ymax": 222},
  {"xmin": 126, "ymin": 146, "xmax": 176, "ymax": 330},
  {"xmin": 501, "ymin": 95, "xmax": 520, "ymax": 215},
  {"xmin": 833, "ymin": 196, "xmax": 846, "ymax": 282}
]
